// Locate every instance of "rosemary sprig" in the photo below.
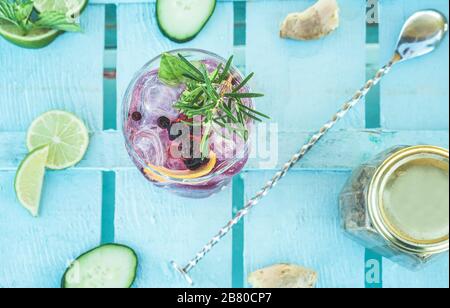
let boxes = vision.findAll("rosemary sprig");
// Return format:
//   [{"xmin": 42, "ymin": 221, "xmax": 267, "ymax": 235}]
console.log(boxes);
[{"xmin": 159, "ymin": 53, "xmax": 270, "ymax": 158}]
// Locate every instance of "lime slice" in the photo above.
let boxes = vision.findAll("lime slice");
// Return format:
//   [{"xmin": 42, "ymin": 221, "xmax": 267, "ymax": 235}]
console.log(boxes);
[
  {"xmin": 33, "ymin": 0, "xmax": 88, "ymax": 16},
  {"xmin": 14, "ymin": 146, "xmax": 49, "ymax": 217},
  {"xmin": 0, "ymin": 20, "xmax": 59, "ymax": 49},
  {"xmin": 27, "ymin": 111, "xmax": 90, "ymax": 170}
]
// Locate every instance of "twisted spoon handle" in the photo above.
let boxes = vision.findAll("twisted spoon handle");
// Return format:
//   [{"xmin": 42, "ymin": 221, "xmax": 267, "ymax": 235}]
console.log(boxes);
[{"xmin": 179, "ymin": 57, "xmax": 398, "ymax": 279}]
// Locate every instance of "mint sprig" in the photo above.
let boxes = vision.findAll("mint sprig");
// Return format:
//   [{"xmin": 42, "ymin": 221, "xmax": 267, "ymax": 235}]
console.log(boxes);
[
  {"xmin": 0, "ymin": 0, "xmax": 81, "ymax": 35},
  {"xmin": 158, "ymin": 53, "xmax": 269, "ymax": 158},
  {"xmin": 34, "ymin": 10, "xmax": 80, "ymax": 32},
  {"xmin": 0, "ymin": 0, "xmax": 34, "ymax": 33}
]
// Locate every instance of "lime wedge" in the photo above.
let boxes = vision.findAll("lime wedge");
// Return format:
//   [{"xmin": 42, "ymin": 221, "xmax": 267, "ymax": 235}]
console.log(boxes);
[
  {"xmin": 14, "ymin": 146, "xmax": 49, "ymax": 217},
  {"xmin": 27, "ymin": 111, "xmax": 90, "ymax": 170},
  {"xmin": 33, "ymin": 0, "xmax": 88, "ymax": 16},
  {"xmin": 0, "ymin": 20, "xmax": 59, "ymax": 49}
]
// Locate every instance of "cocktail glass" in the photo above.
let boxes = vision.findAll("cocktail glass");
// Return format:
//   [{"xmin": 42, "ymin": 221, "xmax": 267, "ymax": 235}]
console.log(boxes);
[{"xmin": 122, "ymin": 49, "xmax": 253, "ymax": 198}]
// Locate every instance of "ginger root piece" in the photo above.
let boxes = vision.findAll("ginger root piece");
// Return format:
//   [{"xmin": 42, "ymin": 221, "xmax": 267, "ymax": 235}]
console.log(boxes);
[
  {"xmin": 248, "ymin": 264, "xmax": 318, "ymax": 288},
  {"xmin": 280, "ymin": 0, "xmax": 340, "ymax": 41}
]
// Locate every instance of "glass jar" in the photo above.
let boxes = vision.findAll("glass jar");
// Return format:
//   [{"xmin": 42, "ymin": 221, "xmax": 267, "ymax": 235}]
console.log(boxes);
[
  {"xmin": 340, "ymin": 145, "xmax": 449, "ymax": 270},
  {"xmin": 122, "ymin": 49, "xmax": 253, "ymax": 198}
]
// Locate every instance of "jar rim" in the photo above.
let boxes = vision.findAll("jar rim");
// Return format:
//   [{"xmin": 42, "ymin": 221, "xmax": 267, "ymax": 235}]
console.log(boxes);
[
  {"xmin": 121, "ymin": 48, "xmax": 251, "ymax": 184},
  {"xmin": 368, "ymin": 145, "xmax": 449, "ymax": 256}
]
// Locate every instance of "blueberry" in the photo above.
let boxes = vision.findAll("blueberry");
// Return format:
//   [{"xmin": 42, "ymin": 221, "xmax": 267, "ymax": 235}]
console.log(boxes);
[
  {"xmin": 184, "ymin": 158, "xmax": 210, "ymax": 171},
  {"xmin": 131, "ymin": 111, "xmax": 142, "ymax": 121},
  {"xmin": 157, "ymin": 116, "xmax": 171, "ymax": 129}
]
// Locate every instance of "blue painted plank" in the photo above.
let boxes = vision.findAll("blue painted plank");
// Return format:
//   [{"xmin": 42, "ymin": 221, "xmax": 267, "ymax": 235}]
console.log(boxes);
[
  {"xmin": 377, "ymin": 0, "xmax": 449, "ymax": 288},
  {"xmin": 245, "ymin": 129, "xmax": 449, "ymax": 171},
  {"xmin": 1, "ymin": 130, "xmax": 448, "ymax": 171},
  {"xmin": 0, "ymin": 6, "xmax": 105, "ymax": 132},
  {"xmin": 246, "ymin": 0, "xmax": 367, "ymax": 131},
  {"xmin": 0, "ymin": 4, "xmax": 105, "ymax": 288},
  {"xmin": 114, "ymin": 2, "xmax": 235, "ymax": 287},
  {"xmin": 114, "ymin": 170, "xmax": 233, "ymax": 288},
  {"xmin": 0, "ymin": 171, "xmax": 102, "ymax": 288},
  {"xmin": 116, "ymin": 2, "xmax": 234, "ymax": 128},
  {"xmin": 0, "ymin": 0, "xmax": 446, "ymax": 289},
  {"xmin": 383, "ymin": 254, "xmax": 449, "ymax": 289},
  {"xmin": 243, "ymin": 170, "xmax": 366, "ymax": 288},
  {"xmin": 379, "ymin": 0, "xmax": 449, "ymax": 130}
]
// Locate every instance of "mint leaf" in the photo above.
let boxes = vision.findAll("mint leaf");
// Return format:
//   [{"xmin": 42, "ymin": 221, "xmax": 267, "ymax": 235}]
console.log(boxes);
[
  {"xmin": 158, "ymin": 53, "xmax": 187, "ymax": 86},
  {"xmin": 158, "ymin": 53, "xmax": 200, "ymax": 86},
  {"xmin": 1, "ymin": 0, "xmax": 82, "ymax": 38},
  {"xmin": 34, "ymin": 11, "xmax": 81, "ymax": 32},
  {"xmin": 0, "ymin": 0, "xmax": 33, "ymax": 33},
  {"xmin": 14, "ymin": 0, "xmax": 33, "ymax": 22},
  {"xmin": 0, "ymin": 0, "xmax": 21, "ymax": 26}
]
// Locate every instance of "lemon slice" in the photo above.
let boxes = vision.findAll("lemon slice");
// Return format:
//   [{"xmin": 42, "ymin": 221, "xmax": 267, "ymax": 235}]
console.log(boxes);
[
  {"xmin": 26, "ymin": 110, "xmax": 89, "ymax": 170},
  {"xmin": 14, "ymin": 146, "xmax": 49, "ymax": 217},
  {"xmin": 145, "ymin": 152, "xmax": 217, "ymax": 182}
]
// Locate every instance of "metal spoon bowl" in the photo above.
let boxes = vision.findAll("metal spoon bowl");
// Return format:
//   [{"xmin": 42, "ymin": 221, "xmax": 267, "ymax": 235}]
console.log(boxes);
[{"xmin": 395, "ymin": 10, "xmax": 448, "ymax": 62}]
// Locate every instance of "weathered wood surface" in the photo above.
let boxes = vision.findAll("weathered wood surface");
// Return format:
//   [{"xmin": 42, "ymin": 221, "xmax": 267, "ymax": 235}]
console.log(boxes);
[
  {"xmin": 0, "ymin": 6, "xmax": 105, "ymax": 132},
  {"xmin": 1, "ymin": 130, "xmax": 448, "ymax": 171},
  {"xmin": 115, "ymin": 170, "xmax": 233, "ymax": 287},
  {"xmin": 113, "ymin": 2, "xmax": 235, "ymax": 287},
  {"xmin": 0, "ymin": 6, "xmax": 105, "ymax": 288},
  {"xmin": 243, "ymin": 170, "xmax": 366, "ymax": 288},
  {"xmin": 0, "ymin": 0, "xmax": 448, "ymax": 288},
  {"xmin": 379, "ymin": 0, "xmax": 449, "ymax": 130},
  {"xmin": 246, "ymin": 0, "xmax": 367, "ymax": 131},
  {"xmin": 377, "ymin": 0, "xmax": 449, "ymax": 288},
  {"xmin": 0, "ymin": 171, "xmax": 102, "ymax": 288}
]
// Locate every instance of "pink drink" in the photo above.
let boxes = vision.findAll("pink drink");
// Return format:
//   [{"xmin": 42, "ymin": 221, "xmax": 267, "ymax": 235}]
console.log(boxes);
[{"xmin": 122, "ymin": 50, "xmax": 252, "ymax": 198}]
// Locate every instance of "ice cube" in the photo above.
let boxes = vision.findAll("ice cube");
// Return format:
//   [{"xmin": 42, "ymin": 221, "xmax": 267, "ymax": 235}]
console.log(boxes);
[
  {"xmin": 132, "ymin": 128, "xmax": 166, "ymax": 166},
  {"xmin": 139, "ymin": 76, "xmax": 184, "ymax": 126}
]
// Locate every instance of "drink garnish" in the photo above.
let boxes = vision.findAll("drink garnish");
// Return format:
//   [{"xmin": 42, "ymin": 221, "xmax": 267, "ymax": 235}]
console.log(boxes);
[
  {"xmin": 184, "ymin": 157, "xmax": 210, "ymax": 171},
  {"xmin": 0, "ymin": 0, "xmax": 81, "ymax": 34},
  {"xmin": 14, "ymin": 145, "xmax": 49, "ymax": 217},
  {"xmin": 131, "ymin": 111, "xmax": 142, "ymax": 121},
  {"xmin": 0, "ymin": 0, "xmax": 84, "ymax": 48},
  {"xmin": 156, "ymin": 0, "xmax": 217, "ymax": 43},
  {"xmin": 158, "ymin": 52, "xmax": 269, "ymax": 158},
  {"xmin": 62, "ymin": 244, "xmax": 138, "ymax": 289},
  {"xmin": 157, "ymin": 116, "xmax": 171, "ymax": 129},
  {"xmin": 33, "ymin": 0, "xmax": 88, "ymax": 17},
  {"xmin": 145, "ymin": 151, "xmax": 217, "ymax": 182},
  {"xmin": 15, "ymin": 110, "xmax": 90, "ymax": 217},
  {"xmin": 26, "ymin": 110, "xmax": 89, "ymax": 170}
]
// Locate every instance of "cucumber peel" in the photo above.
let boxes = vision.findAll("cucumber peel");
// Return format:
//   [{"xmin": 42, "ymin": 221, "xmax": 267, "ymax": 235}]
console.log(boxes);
[
  {"xmin": 156, "ymin": 0, "xmax": 217, "ymax": 43},
  {"xmin": 62, "ymin": 244, "xmax": 138, "ymax": 288}
]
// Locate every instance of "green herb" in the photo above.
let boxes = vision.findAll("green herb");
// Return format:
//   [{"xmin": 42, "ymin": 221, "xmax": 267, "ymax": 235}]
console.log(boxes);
[
  {"xmin": 0, "ymin": 0, "xmax": 81, "ymax": 35},
  {"xmin": 34, "ymin": 11, "xmax": 81, "ymax": 32},
  {"xmin": 159, "ymin": 53, "xmax": 199, "ymax": 85},
  {"xmin": 159, "ymin": 53, "xmax": 270, "ymax": 158}
]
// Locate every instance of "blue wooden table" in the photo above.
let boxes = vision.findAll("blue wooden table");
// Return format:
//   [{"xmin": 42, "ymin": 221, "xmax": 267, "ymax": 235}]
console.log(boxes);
[{"xmin": 0, "ymin": 0, "xmax": 448, "ymax": 288}]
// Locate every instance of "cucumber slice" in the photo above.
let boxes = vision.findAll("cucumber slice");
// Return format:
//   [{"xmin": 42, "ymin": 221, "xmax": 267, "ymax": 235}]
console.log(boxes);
[
  {"xmin": 62, "ymin": 244, "xmax": 138, "ymax": 288},
  {"xmin": 156, "ymin": 0, "xmax": 217, "ymax": 43}
]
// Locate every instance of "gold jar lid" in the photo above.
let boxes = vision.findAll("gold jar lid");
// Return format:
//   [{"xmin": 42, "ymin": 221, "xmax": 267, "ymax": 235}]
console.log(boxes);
[{"xmin": 368, "ymin": 145, "xmax": 449, "ymax": 256}]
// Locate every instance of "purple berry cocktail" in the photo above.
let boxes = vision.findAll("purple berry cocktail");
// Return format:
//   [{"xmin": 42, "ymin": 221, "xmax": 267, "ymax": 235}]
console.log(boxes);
[{"xmin": 123, "ymin": 49, "xmax": 267, "ymax": 198}]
